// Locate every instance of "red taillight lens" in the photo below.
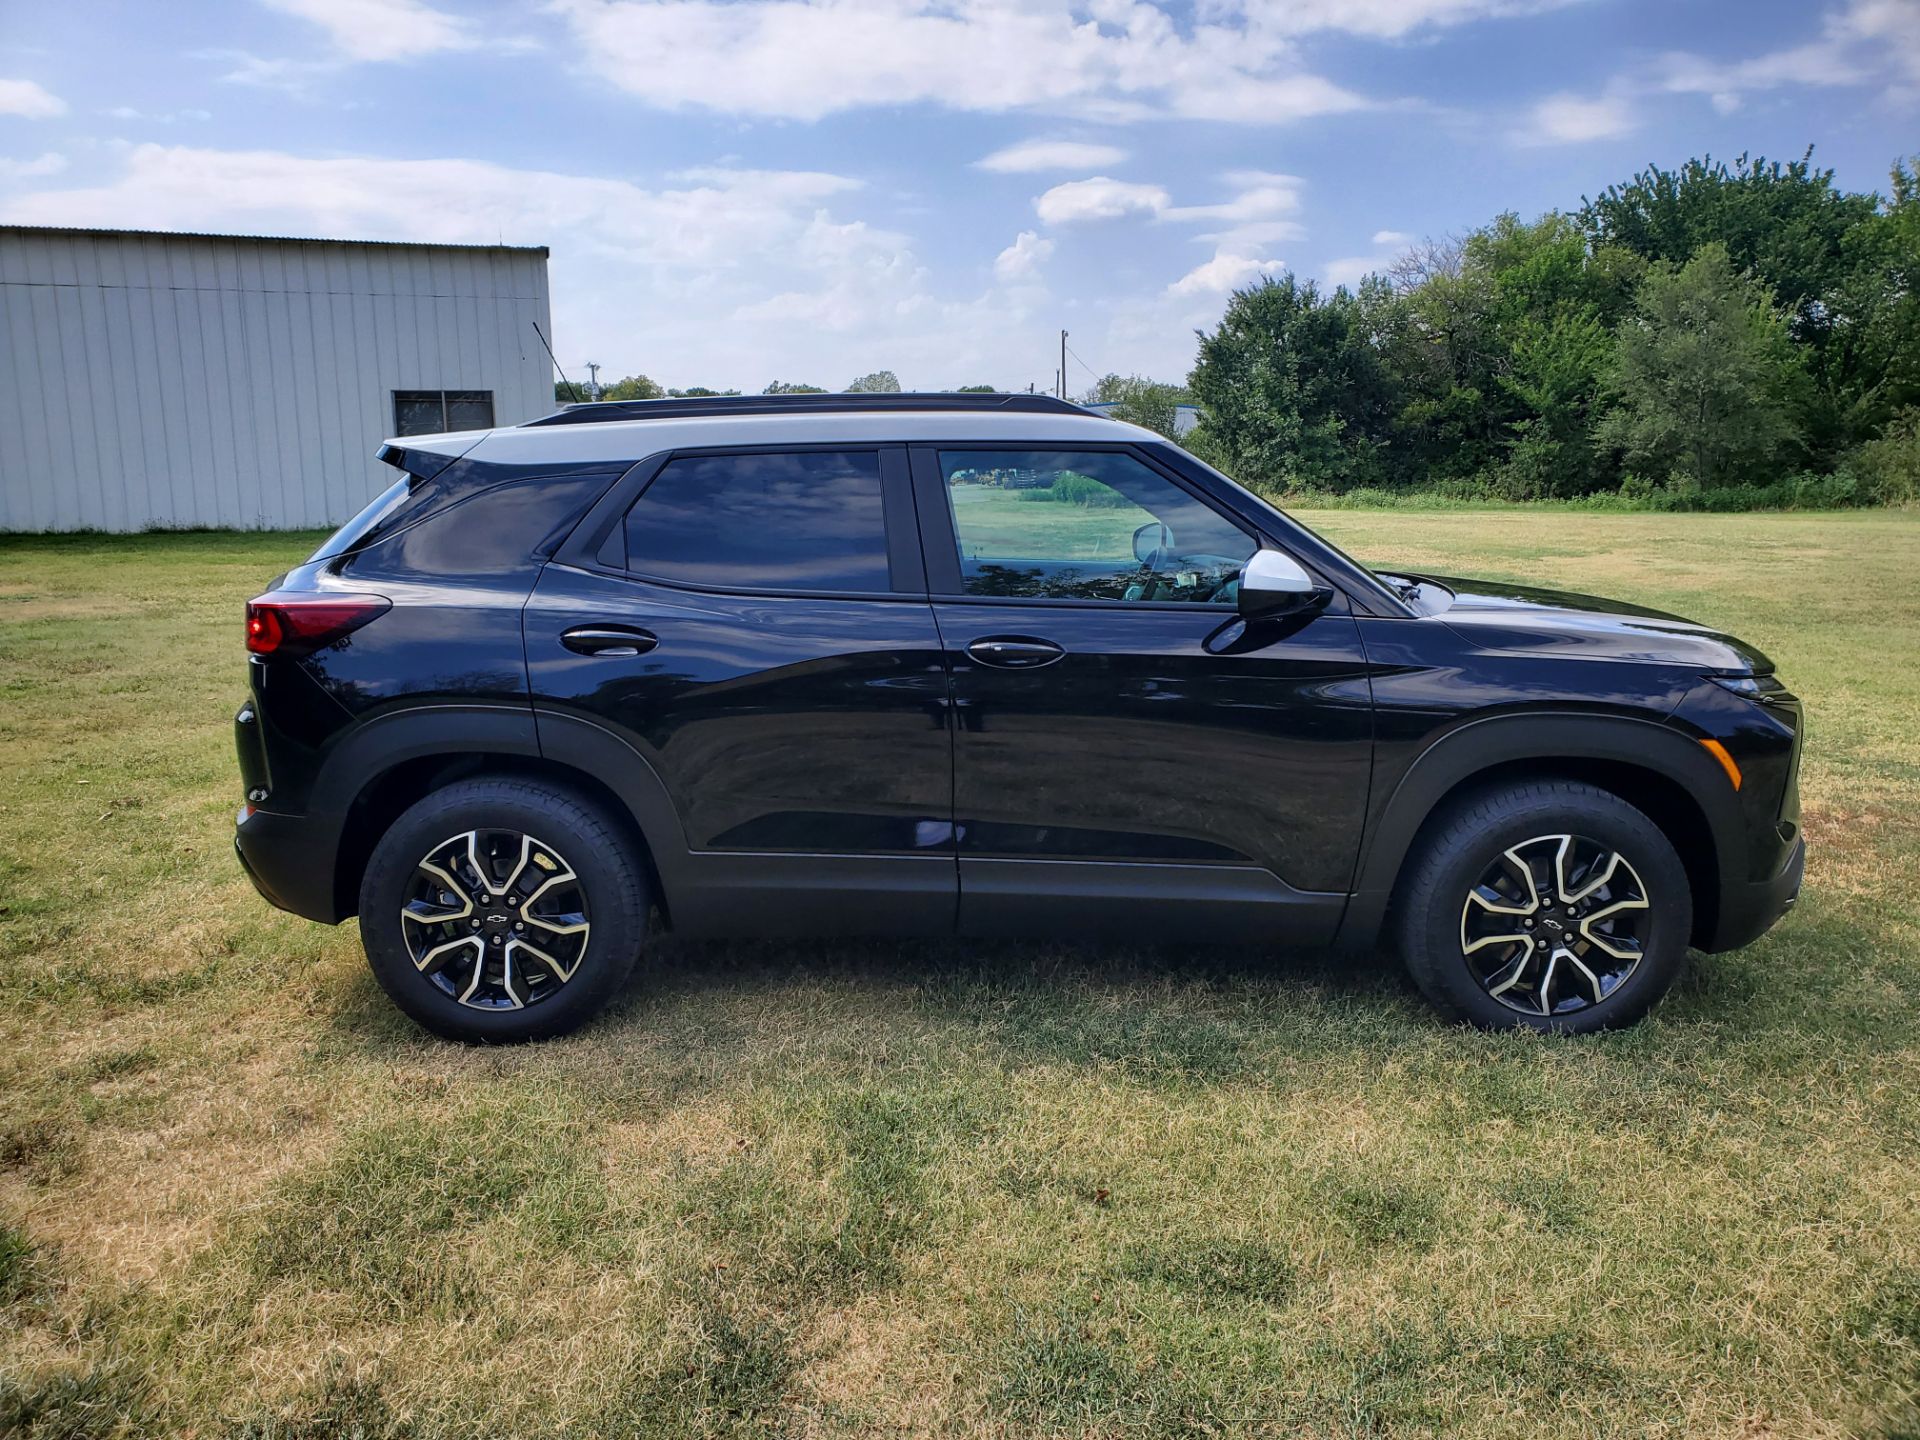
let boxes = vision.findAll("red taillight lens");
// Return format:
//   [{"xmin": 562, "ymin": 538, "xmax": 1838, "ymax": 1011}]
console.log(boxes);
[{"xmin": 245, "ymin": 592, "xmax": 390, "ymax": 658}]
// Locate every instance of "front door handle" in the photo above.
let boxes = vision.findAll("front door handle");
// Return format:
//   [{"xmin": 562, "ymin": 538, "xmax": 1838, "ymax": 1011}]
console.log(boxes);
[
  {"xmin": 561, "ymin": 624, "xmax": 658, "ymax": 657},
  {"xmin": 965, "ymin": 636, "xmax": 1065, "ymax": 669}
]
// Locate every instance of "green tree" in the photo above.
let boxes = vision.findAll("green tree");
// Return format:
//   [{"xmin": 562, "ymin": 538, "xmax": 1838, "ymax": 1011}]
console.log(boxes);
[
  {"xmin": 1595, "ymin": 244, "xmax": 1807, "ymax": 491},
  {"xmin": 1186, "ymin": 274, "xmax": 1398, "ymax": 493},
  {"xmin": 1377, "ymin": 239, "xmax": 1502, "ymax": 481},
  {"xmin": 954, "ymin": 384, "xmax": 998, "ymax": 393},
  {"xmin": 665, "ymin": 386, "xmax": 740, "ymax": 397},
  {"xmin": 1819, "ymin": 155, "xmax": 1920, "ymax": 448},
  {"xmin": 1579, "ymin": 150, "xmax": 1876, "ymax": 341},
  {"xmin": 1462, "ymin": 212, "xmax": 1637, "ymax": 495},
  {"xmin": 599, "ymin": 374, "xmax": 665, "ymax": 402},
  {"xmin": 763, "ymin": 381, "xmax": 826, "ymax": 394},
  {"xmin": 1082, "ymin": 373, "xmax": 1191, "ymax": 441},
  {"xmin": 846, "ymin": 370, "xmax": 902, "ymax": 393}
]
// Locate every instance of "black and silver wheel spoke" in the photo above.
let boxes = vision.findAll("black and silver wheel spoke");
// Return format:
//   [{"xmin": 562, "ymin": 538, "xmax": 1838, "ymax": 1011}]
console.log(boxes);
[
  {"xmin": 1458, "ymin": 832, "xmax": 1652, "ymax": 1017},
  {"xmin": 399, "ymin": 829, "xmax": 592, "ymax": 1012}
]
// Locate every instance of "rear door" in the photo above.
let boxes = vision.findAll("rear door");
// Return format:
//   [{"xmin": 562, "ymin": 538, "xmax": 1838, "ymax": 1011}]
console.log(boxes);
[
  {"xmin": 525, "ymin": 444, "xmax": 955, "ymax": 936},
  {"xmin": 910, "ymin": 442, "xmax": 1374, "ymax": 944}
]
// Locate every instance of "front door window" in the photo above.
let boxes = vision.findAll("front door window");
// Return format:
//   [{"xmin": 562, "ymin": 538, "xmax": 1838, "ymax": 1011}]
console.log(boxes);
[{"xmin": 938, "ymin": 449, "xmax": 1255, "ymax": 604}]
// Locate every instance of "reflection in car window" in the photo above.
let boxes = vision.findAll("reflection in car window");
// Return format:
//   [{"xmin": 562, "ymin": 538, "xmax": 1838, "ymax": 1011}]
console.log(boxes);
[
  {"xmin": 939, "ymin": 450, "xmax": 1254, "ymax": 603},
  {"xmin": 624, "ymin": 450, "xmax": 891, "ymax": 593}
]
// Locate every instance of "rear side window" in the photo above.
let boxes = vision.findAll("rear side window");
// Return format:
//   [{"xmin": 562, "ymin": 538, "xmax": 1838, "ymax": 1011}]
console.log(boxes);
[
  {"xmin": 623, "ymin": 450, "xmax": 891, "ymax": 593},
  {"xmin": 309, "ymin": 476, "xmax": 411, "ymax": 561}
]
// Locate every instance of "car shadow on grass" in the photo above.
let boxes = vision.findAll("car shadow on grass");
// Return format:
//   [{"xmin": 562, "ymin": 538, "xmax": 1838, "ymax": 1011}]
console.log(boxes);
[{"xmin": 318, "ymin": 930, "xmax": 1428, "ymax": 1079}]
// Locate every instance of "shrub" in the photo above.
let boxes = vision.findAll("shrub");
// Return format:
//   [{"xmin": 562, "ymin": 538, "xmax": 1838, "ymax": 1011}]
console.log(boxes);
[
  {"xmin": 1042, "ymin": 473, "xmax": 1133, "ymax": 508},
  {"xmin": 1847, "ymin": 408, "xmax": 1920, "ymax": 505}
]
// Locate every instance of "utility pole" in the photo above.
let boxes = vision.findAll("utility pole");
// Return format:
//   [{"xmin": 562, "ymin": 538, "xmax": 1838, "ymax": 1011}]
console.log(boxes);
[
  {"xmin": 1058, "ymin": 330, "xmax": 1067, "ymax": 399},
  {"xmin": 583, "ymin": 361, "xmax": 602, "ymax": 401}
]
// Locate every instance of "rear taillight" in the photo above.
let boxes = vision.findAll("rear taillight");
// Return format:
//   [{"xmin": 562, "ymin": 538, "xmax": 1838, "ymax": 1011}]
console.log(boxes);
[{"xmin": 245, "ymin": 592, "xmax": 390, "ymax": 658}]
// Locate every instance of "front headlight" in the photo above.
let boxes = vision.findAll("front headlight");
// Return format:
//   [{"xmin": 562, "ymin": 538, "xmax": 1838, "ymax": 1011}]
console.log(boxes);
[{"xmin": 1706, "ymin": 672, "xmax": 1792, "ymax": 705}]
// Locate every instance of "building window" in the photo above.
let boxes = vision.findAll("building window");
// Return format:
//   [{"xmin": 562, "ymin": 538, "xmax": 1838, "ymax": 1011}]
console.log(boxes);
[{"xmin": 392, "ymin": 390, "xmax": 495, "ymax": 436}]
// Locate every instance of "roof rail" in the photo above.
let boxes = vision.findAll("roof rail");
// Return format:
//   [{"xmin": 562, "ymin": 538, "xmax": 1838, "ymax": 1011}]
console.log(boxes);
[{"xmin": 521, "ymin": 392, "xmax": 1093, "ymax": 427}]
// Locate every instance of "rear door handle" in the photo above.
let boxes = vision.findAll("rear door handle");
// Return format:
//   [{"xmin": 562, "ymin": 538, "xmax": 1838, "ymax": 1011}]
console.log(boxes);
[
  {"xmin": 560, "ymin": 624, "xmax": 658, "ymax": 657},
  {"xmin": 965, "ymin": 636, "xmax": 1065, "ymax": 669}
]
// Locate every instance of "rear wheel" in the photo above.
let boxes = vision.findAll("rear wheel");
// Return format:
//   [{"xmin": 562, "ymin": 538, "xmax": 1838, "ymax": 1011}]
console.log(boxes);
[
  {"xmin": 358, "ymin": 778, "xmax": 647, "ymax": 1042},
  {"xmin": 1394, "ymin": 781, "xmax": 1691, "ymax": 1033}
]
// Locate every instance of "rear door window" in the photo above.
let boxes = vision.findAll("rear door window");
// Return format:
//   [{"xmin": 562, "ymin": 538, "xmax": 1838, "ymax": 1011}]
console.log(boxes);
[{"xmin": 622, "ymin": 450, "xmax": 893, "ymax": 594}]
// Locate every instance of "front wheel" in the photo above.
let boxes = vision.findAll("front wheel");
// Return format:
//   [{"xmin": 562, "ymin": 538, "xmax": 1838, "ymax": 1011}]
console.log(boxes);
[
  {"xmin": 358, "ymin": 778, "xmax": 648, "ymax": 1042},
  {"xmin": 1394, "ymin": 781, "xmax": 1691, "ymax": 1033}
]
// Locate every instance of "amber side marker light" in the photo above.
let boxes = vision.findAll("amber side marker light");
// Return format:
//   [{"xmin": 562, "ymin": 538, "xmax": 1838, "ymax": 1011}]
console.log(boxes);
[{"xmin": 1699, "ymin": 738, "xmax": 1742, "ymax": 791}]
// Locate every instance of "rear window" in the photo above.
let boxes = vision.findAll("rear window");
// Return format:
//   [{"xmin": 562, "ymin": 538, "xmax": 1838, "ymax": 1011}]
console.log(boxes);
[
  {"xmin": 308, "ymin": 477, "xmax": 411, "ymax": 562},
  {"xmin": 622, "ymin": 450, "xmax": 891, "ymax": 593}
]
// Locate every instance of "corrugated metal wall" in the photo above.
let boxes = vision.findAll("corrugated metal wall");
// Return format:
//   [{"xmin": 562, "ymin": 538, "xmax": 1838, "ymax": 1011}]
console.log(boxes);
[{"xmin": 0, "ymin": 228, "xmax": 553, "ymax": 532}]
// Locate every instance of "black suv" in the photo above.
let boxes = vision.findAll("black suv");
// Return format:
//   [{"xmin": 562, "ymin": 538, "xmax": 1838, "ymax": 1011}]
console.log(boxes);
[{"xmin": 234, "ymin": 393, "xmax": 1804, "ymax": 1041}]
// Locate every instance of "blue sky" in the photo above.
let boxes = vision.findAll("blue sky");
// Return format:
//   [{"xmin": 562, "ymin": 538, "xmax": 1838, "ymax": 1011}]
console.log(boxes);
[{"xmin": 1, "ymin": 0, "xmax": 1914, "ymax": 394}]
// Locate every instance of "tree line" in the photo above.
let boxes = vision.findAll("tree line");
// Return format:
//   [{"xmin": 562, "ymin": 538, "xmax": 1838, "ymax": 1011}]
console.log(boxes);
[
  {"xmin": 556, "ymin": 370, "xmax": 1004, "ymax": 403},
  {"xmin": 1173, "ymin": 150, "xmax": 1919, "ymax": 508}
]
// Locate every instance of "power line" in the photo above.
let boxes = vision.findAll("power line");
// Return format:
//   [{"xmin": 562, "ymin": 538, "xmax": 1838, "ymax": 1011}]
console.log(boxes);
[{"xmin": 1062, "ymin": 337, "xmax": 1103, "ymax": 396}]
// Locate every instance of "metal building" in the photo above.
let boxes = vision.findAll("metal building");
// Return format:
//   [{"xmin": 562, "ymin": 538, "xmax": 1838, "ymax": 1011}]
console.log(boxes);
[{"xmin": 0, "ymin": 227, "xmax": 553, "ymax": 532}]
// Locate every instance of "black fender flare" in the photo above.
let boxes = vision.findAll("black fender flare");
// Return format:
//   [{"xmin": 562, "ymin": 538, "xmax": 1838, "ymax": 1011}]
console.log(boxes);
[
  {"xmin": 1336, "ymin": 711, "xmax": 1745, "ymax": 949},
  {"xmin": 308, "ymin": 703, "xmax": 543, "ymax": 818},
  {"xmin": 320, "ymin": 704, "xmax": 693, "ymax": 913}
]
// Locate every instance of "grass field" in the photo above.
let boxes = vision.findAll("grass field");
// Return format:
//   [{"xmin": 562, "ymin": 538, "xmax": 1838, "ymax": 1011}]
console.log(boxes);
[{"xmin": 3, "ymin": 509, "xmax": 1919, "ymax": 1438}]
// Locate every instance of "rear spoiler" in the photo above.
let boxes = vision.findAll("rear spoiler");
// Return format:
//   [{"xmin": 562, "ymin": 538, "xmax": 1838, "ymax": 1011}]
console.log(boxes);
[{"xmin": 377, "ymin": 440, "xmax": 474, "ymax": 490}]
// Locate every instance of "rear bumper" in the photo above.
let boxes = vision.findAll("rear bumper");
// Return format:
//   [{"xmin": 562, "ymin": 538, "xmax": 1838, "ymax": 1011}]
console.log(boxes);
[
  {"xmin": 1702, "ymin": 835, "xmax": 1804, "ymax": 952},
  {"xmin": 234, "ymin": 804, "xmax": 343, "ymax": 924}
]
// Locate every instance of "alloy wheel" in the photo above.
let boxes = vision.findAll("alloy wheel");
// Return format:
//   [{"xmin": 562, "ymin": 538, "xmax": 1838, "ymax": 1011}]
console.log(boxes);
[
  {"xmin": 1458, "ymin": 833, "xmax": 1651, "ymax": 1016},
  {"xmin": 400, "ymin": 829, "xmax": 591, "ymax": 1011}
]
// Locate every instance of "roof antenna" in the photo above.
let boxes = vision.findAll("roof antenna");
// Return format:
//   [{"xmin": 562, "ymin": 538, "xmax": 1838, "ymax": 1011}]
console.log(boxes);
[{"xmin": 531, "ymin": 321, "xmax": 585, "ymax": 404}]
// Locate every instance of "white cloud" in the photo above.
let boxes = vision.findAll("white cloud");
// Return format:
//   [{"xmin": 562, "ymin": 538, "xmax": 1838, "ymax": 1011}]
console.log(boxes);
[
  {"xmin": 0, "ymin": 79, "xmax": 66, "ymax": 119},
  {"xmin": 201, "ymin": 50, "xmax": 342, "ymax": 92},
  {"xmin": 0, "ymin": 152, "xmax": 67, "ymax": 180},
  {"xmin": 1523, "ymin": 91, "xmax": 1636, "ymax": 144},
  {"xmin": 1169, "ymin": 250, "xmax": 1286, "ymax": 296},
  {"xmin": 1220, "ymin": 0, "xmax": 1581, "ymax": 40},
  {"xmin": 994, "ymin": 229, "xmax": 1055, "ymax": 283},
  {"xmin": 975, "ymin": 139, "xmax": 1130, "ymax": 173},
  {"xmin": 1163, "ymin": 170, "xmax": 1303, "ymax": 223},
  {"xmin": 1584, "ymin": 0, "xmax": 1920, "ymax": 123},
  {"xmin": 1035, "ymin": 176, "xmax": 1170, "ymax": 224},
  {"xmin": 259, "ymin": 0, "xmax": 478, "ymax": 61},
  {"xmin": 551, "ymin": 0, "xmax": 1367, "ymax": 124},
  {"xmin": 104, "ymin": 106, "xmax": 214, "ymax": 123},
  {"xmin": 1323, "ymin": 230, "xmax": 1411, "ymax": 288},
  {"xmin": 1035, "ymin": 170, "xmax": 1305, "ymax": 232}
]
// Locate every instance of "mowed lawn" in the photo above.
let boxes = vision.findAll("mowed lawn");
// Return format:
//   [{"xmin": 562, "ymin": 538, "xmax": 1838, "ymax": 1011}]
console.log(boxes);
[{"xmin": 3, "ymin": 509, "xmax": 1919, "ymax": 1439}]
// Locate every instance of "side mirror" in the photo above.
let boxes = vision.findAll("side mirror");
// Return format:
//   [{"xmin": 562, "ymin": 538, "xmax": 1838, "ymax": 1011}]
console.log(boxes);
[
  {"xmin": 1133, "ymin": 520, "xmax": 1171, "ymax": 565},
  {"xmin": 1237, "ymin": 549, "xmax": 1326, "ymax": 617}
]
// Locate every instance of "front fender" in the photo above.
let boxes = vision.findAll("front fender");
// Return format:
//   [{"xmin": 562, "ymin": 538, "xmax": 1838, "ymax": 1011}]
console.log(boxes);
[{"xmin": 1335, "ymin": 710, "xmax": 1746, "ymax": 951}]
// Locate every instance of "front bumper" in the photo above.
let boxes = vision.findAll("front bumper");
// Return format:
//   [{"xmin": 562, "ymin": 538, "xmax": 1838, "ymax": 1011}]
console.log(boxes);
[
  {"xmin": 234, "ymin": 804, "xmax": 343, "ymax": 924},
  {"xmin": 1702, "ymin": 835, "xmax": 1804, "ymax": 952}
]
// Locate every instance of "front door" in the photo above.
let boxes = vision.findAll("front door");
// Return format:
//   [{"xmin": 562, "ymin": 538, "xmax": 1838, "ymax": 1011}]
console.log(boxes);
[
  {"xmin": 526, "ymin": 444, "xmax": 955, "ymax": 936},
  {"xmin": 910, "ymin": 444, "xmax": 1374, "ymax": 944}
]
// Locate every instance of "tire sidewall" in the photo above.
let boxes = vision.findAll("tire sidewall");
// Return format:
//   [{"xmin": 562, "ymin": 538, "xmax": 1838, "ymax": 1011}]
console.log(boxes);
[
  {"xmin": 357, "ymin": 782, "xmax": 645, "ymax": 1042},
  {"xmin": 1409, "ymin": 790, "xmax": 1691, "ymax": 1033}
]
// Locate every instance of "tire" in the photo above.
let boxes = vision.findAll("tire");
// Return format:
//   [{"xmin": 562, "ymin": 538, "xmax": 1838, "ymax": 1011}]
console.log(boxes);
[
  {"xmin": 1393, "ymin": 781, "xmax": 1691, "ymax": 1034},
  {"xmin": 357, "ymin": 777, "xmax": 648, "ymax": 1042}
]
